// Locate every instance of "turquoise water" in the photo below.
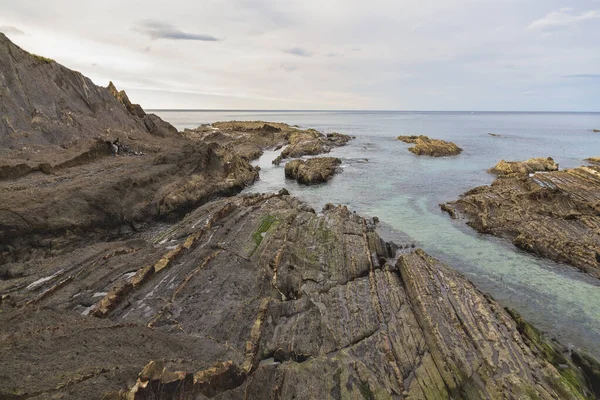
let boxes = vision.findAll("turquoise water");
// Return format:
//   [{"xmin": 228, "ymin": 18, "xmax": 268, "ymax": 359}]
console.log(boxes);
[{"xmin": 154, "ymin": 110, "xmax": 600, "ymax": 358}]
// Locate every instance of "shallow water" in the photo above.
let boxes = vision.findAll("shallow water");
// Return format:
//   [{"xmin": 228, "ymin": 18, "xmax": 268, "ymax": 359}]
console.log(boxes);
[{"xmin": 154, "ymin": 110, "xmax": 600, "ymax": 358}]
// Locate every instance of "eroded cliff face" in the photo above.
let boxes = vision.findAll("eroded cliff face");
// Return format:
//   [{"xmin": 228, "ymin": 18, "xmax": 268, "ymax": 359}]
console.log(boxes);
[
  {"xmin": 1, "ymin": 192, "xmax": 594, "ymax": 399},
  {"xmin": 0, "ymin": 33, "xmax": 175, "ymax": 166},
  {"xmin": 443, "ymin": 164, "xmax": 600, "ymax": 279}
]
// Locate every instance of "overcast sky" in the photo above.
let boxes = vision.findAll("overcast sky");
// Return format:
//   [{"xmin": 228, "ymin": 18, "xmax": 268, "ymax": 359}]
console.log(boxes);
[{"xmin": 1, "ymin": 0, "xmax": 599, "ymax": 110}]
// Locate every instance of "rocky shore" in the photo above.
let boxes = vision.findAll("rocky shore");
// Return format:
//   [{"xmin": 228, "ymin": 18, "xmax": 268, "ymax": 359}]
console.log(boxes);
[
  {"xmin": 443, "ymin": 161, "xmax": 600, "ymax": 279},
  {"xmin": 1, "ymin": 33, "xmax": 599, "ymax": 399},
  {"xmin": 397, "ymin": 135, "xmax": 463, "ymax": 157}
]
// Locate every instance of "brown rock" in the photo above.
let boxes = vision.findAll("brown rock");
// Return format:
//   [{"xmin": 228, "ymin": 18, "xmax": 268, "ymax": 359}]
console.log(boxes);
[
  {"xmin": 489, "ymin": 157, "xmax": 558, "ymax": 176},
  {"xmin": 284, "ymin": 157, "xmax": 341, "ymax": 184},
  {"xmin": 443, "ymin": 164, "xmax": 600, "ymax": 278},
  {"xmin": 585, "ymin": 157, "xmax": 600, "ymax": 165},
  {"xmin": 1, "ymin": 193, "xmax": 594, "ymax": 399},
  {"xmin": 397, "ymin": 135, "xmax": 462, "ymax": 157}
]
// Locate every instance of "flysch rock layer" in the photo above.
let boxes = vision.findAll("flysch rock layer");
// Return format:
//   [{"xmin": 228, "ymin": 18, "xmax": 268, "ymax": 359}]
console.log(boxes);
[
  {"xmin": 397, "ymin": 135, "xmax": 463, "ymax": 157},
  {"xmin": 1, "ymin": 192, "xmax": 595, "ymax": 399},
  {"xmin": 443, "ymin": 164, "xmax": 600, "ymax": 279}
]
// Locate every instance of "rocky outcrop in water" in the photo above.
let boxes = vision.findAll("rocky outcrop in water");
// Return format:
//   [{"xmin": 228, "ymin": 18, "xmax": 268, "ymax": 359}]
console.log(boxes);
[
  {"xmin": 1, "ymin": 192, "xmax": 595, "ymax": 399},
  {"xmin": 489, "ymin": 157, "xmax": 559, "ymax": 176},
  {"xmin": 397, "ymin": 135, "xmax": 462, "ymax": 157},
  {"xmin": 585, "ymin": 157, "xmax": 600, "ymax": 165},
  {"xmin": 284, "ymin": 157, "xmax": 341, "ymax": 184},
  {"xmin": 443, "ymin": 164, "xmax": 600, "ymax": 279}
]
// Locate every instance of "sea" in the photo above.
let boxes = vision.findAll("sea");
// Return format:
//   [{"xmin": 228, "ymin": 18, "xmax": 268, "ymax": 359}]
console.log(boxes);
[{"xmin": 152, "ymin": 110, "xmax": 600, "ymax": 358}]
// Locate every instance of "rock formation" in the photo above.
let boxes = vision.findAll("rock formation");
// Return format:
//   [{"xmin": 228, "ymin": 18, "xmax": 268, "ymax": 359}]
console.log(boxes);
[
  {"xmin": 585, "ymin": 157, "xmax": 600, "ymax": 165},
  {"xmin": 284, "ymin": 157, "xmax": 341, "ymax": 184},
  {"xmin": 443, "ymin": 164, "xmax": 600, "ymax": 278},
  {"xmin": 1, "ymin": 192, "xmax": 596, "ymax": 399},
  {"xmin": 0, "ymin": 33, "xmax": 176, "ymax": 168},
  {"xmin": 0, "ymin": 33, "xmax": 598, "ymax": 400},
  {"xmin": 489, "ymin": 157, "xmax": 559, "ymax": 176},
  {"xmin": 397, "ymin": 135, "xmax": 463, "ymax": 157}
]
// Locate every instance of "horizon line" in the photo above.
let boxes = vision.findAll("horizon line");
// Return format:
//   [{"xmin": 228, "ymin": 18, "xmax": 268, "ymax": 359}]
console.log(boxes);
[{"xmin": 146, "ymin": 109, "xmax": 600, "ymax": 113}]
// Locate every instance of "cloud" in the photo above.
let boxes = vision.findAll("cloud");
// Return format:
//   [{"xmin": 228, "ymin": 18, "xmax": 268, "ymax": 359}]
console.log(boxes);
[
  {"xmin": 326, "ymin": 52, "xmax": 341, "ymax": 58},
  {"xmin": 134, "ymin": 20, "xmax": 219, "ymax": 41},
  {"xmin": 563, "ymin": 74, "xmax": 600, "ymax": 79},
  {"xmin": 0, "ymin": 26, "xmax": 25, "ymax": 35},
  {"xmin": 283, "ymin": 47, "xmax": 312, "ymax": 57},
  {"xmin": 527, "ymin": 9, "xmax": 600, "ymax": 32}
]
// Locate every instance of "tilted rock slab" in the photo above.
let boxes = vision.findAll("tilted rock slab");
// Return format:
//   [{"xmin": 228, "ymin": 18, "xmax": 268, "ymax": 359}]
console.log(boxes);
[
  {"xmin": 397, "ymin": 135, "xmax": 463, "ymax": 157},
  {"xmin": 0, "ymin": 192, "xmax": 593, "ymax": 399},
  {"xmin": 443, "ymin": 164, "xmax": 600, "ymax": 279}
]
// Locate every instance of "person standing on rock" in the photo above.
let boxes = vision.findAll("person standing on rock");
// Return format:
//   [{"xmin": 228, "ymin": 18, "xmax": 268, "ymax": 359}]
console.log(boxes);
[{"xmin": 112, "ymin": 138, "xmax": 120, "ymax": 156}]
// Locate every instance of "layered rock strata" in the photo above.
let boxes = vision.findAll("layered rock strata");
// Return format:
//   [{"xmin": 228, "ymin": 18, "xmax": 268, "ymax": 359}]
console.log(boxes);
[
  {"xmin": 397, "ymin": 135, "xmax": 462, "ymax": 157},
  {"xmin": 1, "ymin": 192, "xmax": 595, "ymax": 399},
  {"xmin": 284, "ymin": 157, "xmax": 341, "ymax": 184},
  {"xmin": 0, "ymin": 33, "xmax": 176, "ymax": 167},
  {"xmin": 443, "ymin": 164, "xmax": 600, "ymax": 278}
]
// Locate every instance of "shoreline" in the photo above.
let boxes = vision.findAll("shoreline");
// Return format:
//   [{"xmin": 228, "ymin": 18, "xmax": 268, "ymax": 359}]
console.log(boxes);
[{"xmin": 1, "ymin": 32, "xmax": 599, "ymax": 398}]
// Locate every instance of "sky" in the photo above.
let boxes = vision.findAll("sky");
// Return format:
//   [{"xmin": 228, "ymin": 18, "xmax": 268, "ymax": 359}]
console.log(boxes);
[{"xmin": 1, "ymin": 0, "xmax": 599, "ymax": 111}]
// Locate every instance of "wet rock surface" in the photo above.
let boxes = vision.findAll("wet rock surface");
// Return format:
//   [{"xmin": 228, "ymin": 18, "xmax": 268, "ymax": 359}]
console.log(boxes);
[
  {"xmin": 489, "ymin": 157, "xmax": 559, "ymax": 176},
  {"xmin": 1, "ymin": 192, "xmax": 595, "ymax": 399},
  {"xmin": 397, "ymin": 135, "xmax": 463, "ymax": 157},
  {"xmin": 443, "ymin": 164, "xmax": 600, "ymax": 278},
  {"xmin": 284, "ymin": 157, "xmax": 342, "ymax": 184}
]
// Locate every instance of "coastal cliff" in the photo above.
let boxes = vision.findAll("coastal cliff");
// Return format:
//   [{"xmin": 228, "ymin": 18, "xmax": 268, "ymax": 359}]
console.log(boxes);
[{"xmin": 0, "ymin": 33, "xmax": 598, "ymax": 399}]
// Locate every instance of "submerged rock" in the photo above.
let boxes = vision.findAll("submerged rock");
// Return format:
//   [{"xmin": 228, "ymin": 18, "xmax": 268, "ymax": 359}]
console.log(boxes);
[
  {"xmin": 284, "ymin": 157, "xmax": 341, "ymax": 184},
  {"xmin": 443, "ymin": 163, "xmax": 600, "ymax": 278},
  {"xmin": 397, "ymin": 135, "xmax": 463, "ymax": 157},
  {"xmin": 1, "ymin": 192, "xmax": 594, "ymax": 399},
  {"xmin": 489, "ymin": 157, "xmax": 559, "ymax": 176}
]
